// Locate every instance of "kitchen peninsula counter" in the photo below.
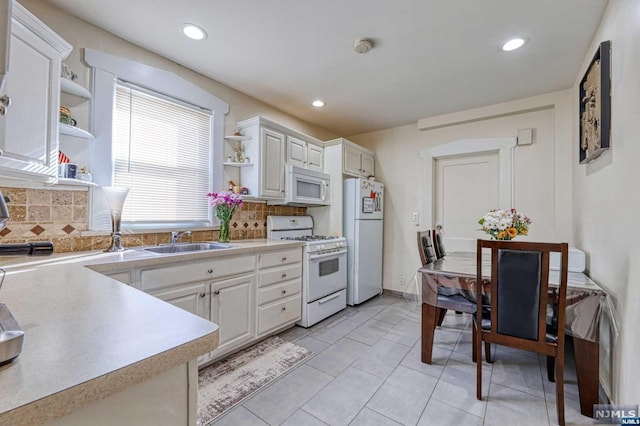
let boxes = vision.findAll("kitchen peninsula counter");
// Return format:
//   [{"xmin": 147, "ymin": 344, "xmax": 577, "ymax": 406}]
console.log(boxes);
[{"xmin": 0, "ymin": 239, "xmax": 303, "ymax": 425}]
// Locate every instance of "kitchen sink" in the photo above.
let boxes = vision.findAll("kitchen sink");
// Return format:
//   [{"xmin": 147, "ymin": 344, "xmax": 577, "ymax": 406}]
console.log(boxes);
[{"xmin": 141, "ymin": 242, "xmax": 232, "ymax": 254}]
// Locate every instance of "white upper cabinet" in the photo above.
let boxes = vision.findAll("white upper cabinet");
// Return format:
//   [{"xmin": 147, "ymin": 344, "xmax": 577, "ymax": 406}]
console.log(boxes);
[
  {"xmin": 286, "ymin": 135, "xmax": 324, "ymax": 172},
  {"xmin": 342, "ymin": 139, "xmax": 375, "ymax": 178},
  {"xmin": 0, "ymin": 4, "xmax": 72, "ymax": 182},
  {"xmin": 307, "ymin": 143, "xmax": 324, "ymax": 171},
  {"xmin": 238, "ymin": 116, "xmax": 325, "ymax": 200},
  {"xmin": 261, "ymin": 127, "xmax": 286, "ymax": 198}
]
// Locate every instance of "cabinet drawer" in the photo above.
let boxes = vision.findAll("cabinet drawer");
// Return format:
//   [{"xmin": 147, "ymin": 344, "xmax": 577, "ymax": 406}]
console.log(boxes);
[
  {"xmin": 258, "ymin": 264, "xmax": 301, "ymax": 288},
  {"xmin": 141, "ymin": 255, "xmax": 255, "ymax": 292},
  {"xmin": 259, "ymin": 248, "xmax": 302, "ymax": 269},
  {"xmin": 258, "ymin": 295, "xmax": 302, "ymax": 336},
  {"xmin": 258, "ymin": 279, "xmax": 301, "ymax": 305}
]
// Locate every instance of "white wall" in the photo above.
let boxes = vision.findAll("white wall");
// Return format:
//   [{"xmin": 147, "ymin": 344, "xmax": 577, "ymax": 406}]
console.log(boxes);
[
  {"xmin": 351, "ymin": 90, "xmax": 573, "ymax": 293},
  {"xmin": 571, "ymin": 0, "xmax": 640, "ymax": 404}
]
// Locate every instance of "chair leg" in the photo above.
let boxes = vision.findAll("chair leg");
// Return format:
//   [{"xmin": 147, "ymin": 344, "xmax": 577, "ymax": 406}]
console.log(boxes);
[
  {"xmin": 421, "ymin": 303, "xmax": 438, "ymax": 364},
  {"xmin": 436, "ymin": 308, "xmax": 448, "ymax": 326},
  {"xmin": 484, "ymin": 341, "xmax": 493, "ymax": 363},
  {"xmin": 547, "ymin": 355, "xmax": 556, "ymax": 382},
  {"xmin": 556, "ymin": 355, "xmax": 565, "ymax": 426},
  {"xmin": 472, "ymin": 322, "xmax": 477, "ymax": 362},
  {"xmin": 476, "ymin": 329, "xmax": 483, "ymax": 400}
]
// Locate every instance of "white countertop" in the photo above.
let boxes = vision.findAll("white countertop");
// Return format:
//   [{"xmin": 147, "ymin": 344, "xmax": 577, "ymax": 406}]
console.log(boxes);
[{"xmin": 0, "ymin": 239, "xmax": 303, "ymax": 425}]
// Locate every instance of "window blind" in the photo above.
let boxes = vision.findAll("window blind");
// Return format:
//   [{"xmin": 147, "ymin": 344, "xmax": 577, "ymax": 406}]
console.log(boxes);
[{"xmin": 113, "ymin": 83, "xmax": 213, "ymax": 226}]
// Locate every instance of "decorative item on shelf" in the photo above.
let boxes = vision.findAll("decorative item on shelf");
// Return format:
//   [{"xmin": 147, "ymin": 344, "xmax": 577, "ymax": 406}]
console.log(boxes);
[
  {"xmin": 208, "ymin": 191, "xmax": 243, "ymax": 243},
  {"xmin": 59, "ymin": 105, "xmax": 76, "ymax": 126},
  {"xmin": 233, "ymin": 141, "xmax": 245, "ymax": 163},
  {"xmin": 77, "ymin": 166, "xmax": 92, "ymax": 182},
  {"xmin": 58, "ymin": 151, "xmax": 70, "ymax": 164},
  {"xmin": 61, "ymin": 62, "xmax": 78, "ymax": 81},
  {"xmin": 58, "ymin": 163, "xmax": 77, "ymax": 179},
  {"xmin": 102, "ymin": 186, "xmax": 130, "ymax": 252},
  {"xmin": 478, "ymin": 208, "xmax": 531, "ymax": 240}
]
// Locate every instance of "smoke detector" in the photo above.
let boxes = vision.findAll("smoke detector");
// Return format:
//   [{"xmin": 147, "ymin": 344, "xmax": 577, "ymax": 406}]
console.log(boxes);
[{"xmin": 354, "ymin": 38, "xmax": 374, "ymax": 54}]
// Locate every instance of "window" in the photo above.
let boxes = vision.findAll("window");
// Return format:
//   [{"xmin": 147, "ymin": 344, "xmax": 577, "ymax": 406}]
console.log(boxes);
[
  {"xmin": 84, "ymin": 49, "xmax": 229, "ymax": 231},
  {"xmin": 113, "ymin": 83, "xmax": 212, "ymax": 227}
]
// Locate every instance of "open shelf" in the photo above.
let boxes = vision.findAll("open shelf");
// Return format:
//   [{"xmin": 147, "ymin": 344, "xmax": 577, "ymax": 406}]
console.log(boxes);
[
  {"xmin": 224, "ymin": 135, "xmax": 251, "ymax": 142},
  {"xmin": 223, "ymin": 162, "xmax": 253, "ymax": 168},
  {"xmin": 59, "ymin": 123, "xmax": 94, "ymax": 140},
  {"xmin": 60, "ymin": 78, "xmax": 92, "ymax": 107},
  {"xmin": 55, "ymin": 178, "xmax": 98, "ymax": 187}
]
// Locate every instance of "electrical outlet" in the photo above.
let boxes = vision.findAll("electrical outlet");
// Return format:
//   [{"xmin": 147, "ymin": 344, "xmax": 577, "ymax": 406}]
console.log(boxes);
[
  {"xmin": 412, "ymin": 212, "xmax": 419, "ymax": 222},
  {"xmin": 399, "ymin": 275, "xmax": 406, "ymax": 286}
]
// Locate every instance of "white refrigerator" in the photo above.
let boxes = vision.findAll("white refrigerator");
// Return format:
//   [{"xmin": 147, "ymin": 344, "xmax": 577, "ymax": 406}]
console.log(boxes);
[{"xmin": 343, "ymin": 178, "xmax": 384, "ymax": 305}]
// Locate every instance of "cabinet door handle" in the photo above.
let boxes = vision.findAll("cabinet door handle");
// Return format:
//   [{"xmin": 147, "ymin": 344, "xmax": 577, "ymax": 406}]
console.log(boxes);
[
  {"xmin": 213, "ymin": 290, "xmax": 220, "ymax": 295},
  {"xmin": 207, "ymin": 268, "xmax": 213, "ymax": 273},
  {"xmin": 281, "ymin": 257, "xmax": 287, "ymax": 262},
  {"xmin": 281, "ymin": 289, "xmax": 287, "ymax": 294},
  {"xmin": 281, "ymin": 273, "xmax": 287, "ymax": 279},
  {"xmin": 281, "ymin": 306, "xmax": 287, "ymax": 311},
  {"xmin": 0, "ymin": 95, "xmax": 11, "ymax": 116},
  {"xmin": 199, "ymin": 292, "xmax": 206, "ymax": 298}
]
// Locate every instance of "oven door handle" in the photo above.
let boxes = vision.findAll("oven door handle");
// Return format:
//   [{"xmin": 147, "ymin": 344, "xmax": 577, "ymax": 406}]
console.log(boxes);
[
  {"xmin": 318, "ymin": 292, "xmax": 342, "ymax": 304},
  {"xmin": 307, "ymin": 249, "xmax": 347, "ymax": 261}
]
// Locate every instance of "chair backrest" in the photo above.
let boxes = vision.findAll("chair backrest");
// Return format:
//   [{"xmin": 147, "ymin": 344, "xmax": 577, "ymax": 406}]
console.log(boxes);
[
  {"xmin": 477, "ymin": 239, "xmax": 568, "ymax": 348},
  {"xmin": 433, "ymin": 228, "xmax": 446, "ymax": 259},
  {"xmin": 417, "ymin": 231, "xmax": 437, "ymax": 266}
]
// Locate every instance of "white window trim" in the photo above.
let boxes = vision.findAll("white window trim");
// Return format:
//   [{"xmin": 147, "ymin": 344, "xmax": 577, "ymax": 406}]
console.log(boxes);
[{"xmin": 84, "ymin": 49, "xmax": 229, "ymax": 230}]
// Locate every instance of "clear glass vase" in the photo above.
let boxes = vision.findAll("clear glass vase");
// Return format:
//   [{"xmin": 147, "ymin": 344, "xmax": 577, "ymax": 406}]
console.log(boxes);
[
  {"xmin": 219, "ymin": 219, "xmax": 230, "ymax": 243},
  {"xmin": 102, "ymin": 186, "xmax": 130, "ymax": 252}
]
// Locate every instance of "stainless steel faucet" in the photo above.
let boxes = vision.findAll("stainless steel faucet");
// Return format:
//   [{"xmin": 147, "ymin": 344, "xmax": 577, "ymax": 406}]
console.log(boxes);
[{"xmin": 170, "ymin": 230, "xmax": 192, "ymax": 244}]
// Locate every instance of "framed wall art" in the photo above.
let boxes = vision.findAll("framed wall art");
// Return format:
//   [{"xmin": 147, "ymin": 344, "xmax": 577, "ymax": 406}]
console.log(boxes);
[{"xmin": 579, "ymin": 40, "xmax": 611, "ymax": 164}]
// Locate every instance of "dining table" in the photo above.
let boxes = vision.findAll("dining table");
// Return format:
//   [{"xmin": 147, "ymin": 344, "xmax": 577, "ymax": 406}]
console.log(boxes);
[{"xmin": 418, "ymin": 251, "xmax": 607, "ymax": 418}]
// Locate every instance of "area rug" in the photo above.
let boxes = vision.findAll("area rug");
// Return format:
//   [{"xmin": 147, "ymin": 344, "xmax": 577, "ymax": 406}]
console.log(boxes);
[{"xmin": 197, "ymin": 336, "xmax": 312, "ymax": 425}]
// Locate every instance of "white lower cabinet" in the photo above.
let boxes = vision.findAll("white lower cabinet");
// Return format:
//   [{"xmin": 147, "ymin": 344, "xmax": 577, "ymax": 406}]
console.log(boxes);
[
  {"xmin": 257, "ymin": 295, "xmax": 302, "ymax": 336},
  {"xmin": 210, "ymin": 274, "xmax": 255, "ymax": 358},
  {"xmin": 99, "ymin": 246, "xmax": 303, "ymax": 365},
  {"xmin": 151, "ymin": 282, "xmax": 209, "ymax": 322},
  {"xmin": 256, "ymin": 247, "xmax": 303, "ymax": 337}
]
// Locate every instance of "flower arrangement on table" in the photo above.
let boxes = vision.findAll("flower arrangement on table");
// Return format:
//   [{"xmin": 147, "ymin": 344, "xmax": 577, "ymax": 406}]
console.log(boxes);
[
  {"xmin": 478, "ymin": 208, "xmax": 531, "ymax": 240},
  {"xmin": 208, "ymin": 191, "xmax": 243, "ymax": 243}
]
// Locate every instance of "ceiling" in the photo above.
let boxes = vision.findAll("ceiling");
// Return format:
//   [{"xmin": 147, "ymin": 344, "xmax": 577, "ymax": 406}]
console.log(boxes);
[{"xmin": 45, "ymin": 0, "xmax": 607, "ymax": 136}]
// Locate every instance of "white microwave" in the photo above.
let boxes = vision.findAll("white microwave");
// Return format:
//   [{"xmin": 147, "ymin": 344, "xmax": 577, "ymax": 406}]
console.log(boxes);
[{"xmin": 285, "ymin": 165, "xmax": 330, "ymax": 206}]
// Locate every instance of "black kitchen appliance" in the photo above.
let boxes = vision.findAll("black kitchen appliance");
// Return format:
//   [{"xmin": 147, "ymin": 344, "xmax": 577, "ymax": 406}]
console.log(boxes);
[{"xmin": 0, "ymin": 191, "xmax": 54, "ymax": 365}]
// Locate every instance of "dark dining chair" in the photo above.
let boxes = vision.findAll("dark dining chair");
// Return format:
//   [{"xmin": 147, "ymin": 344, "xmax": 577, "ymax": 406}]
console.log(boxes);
[
  {"xmin": 417, "ymin": 231, "xmax": 478, "ymax": 363},
  {"xmin": 475, "ymin": 239, "xmax": 569, "ymax": 426},
  {"xmin": 432, "ymin": 228, "xmax": 447, "ymax": 259}
]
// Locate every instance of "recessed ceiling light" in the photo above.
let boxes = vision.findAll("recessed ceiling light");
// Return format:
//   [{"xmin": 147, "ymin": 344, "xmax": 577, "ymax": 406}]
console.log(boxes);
[
  {"xmin": 501, "ymin": 38, "xmax": 526, "ymax": 52},
  {"xmin": 182, "ymin": 24, "xmax": 207, "ymax": 41},
  {"xmin": 312, "ymin": 100, "xmax": 326, "ymax": 108}
]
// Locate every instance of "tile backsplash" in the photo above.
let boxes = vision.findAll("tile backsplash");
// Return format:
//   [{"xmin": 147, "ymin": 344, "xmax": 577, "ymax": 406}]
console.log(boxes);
[{"xmin": 0, "ymin": 187, "xmax": 305, "ymax": 253}]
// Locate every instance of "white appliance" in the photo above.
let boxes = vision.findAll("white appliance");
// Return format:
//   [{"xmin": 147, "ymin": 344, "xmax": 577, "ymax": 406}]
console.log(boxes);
[
  {"xmin": 343, "ymin": 178, "xmax": 384, "ymax": 305},
  {"xmin": 284, "ymin": 165, "xmax": 330, "ymax": 206},
  {"xmin": 267, "ymin": 216, "xmax": 347, "ymax": 327}
]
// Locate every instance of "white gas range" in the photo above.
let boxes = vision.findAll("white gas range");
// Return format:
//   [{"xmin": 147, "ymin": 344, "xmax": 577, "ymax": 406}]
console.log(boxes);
[{"xmin": 267, "ymin": 216, "xmax": 347, "ymax": 327}]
